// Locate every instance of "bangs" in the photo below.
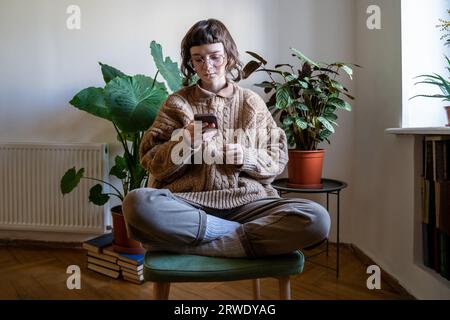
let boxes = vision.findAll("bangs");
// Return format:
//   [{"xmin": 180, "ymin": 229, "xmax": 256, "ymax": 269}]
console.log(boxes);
[{"xmin": 187, "ymin": 25, "xmax": 223, "ymax": 48}]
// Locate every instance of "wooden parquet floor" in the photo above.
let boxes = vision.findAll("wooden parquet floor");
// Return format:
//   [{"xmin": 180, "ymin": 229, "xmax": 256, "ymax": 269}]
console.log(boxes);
[{"xmin": 0, "ymin": 243, "xmax": 413, "ymax": 300}]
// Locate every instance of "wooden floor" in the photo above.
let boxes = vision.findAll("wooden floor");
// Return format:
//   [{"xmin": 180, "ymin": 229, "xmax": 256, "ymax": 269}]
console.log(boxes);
[{"xmin": 0, "ymin": 243, "xmax": 413, "ymax": 300}]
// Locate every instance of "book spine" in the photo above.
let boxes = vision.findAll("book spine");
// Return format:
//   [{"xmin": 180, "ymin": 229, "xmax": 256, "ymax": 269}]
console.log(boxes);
[
  {"xmin": 439, "ymin": 232, "xmax": 448, "ymax": 279},
  {"xmin": 434, "ymin": 229, "xmax": 441, "ymax": 273},
  {"xmin": 425, "ymin": 141, "xmax": 434, "ymax": 181},
  {"xmin": 443, "ymin": 141, "xmax": 448, "ymax": 180},
  {"xmin": 123, "ymin": 277, "xmax": 144, "ymax": 285},
  {"xmin": 435, "ymin": 141, "xmax": 445, "ymax": 182},
  {"xmin": 82, "ymin": 244, "xmax": 100, "ymax": 254},
  {"xmin": 441, "ymin": 182, "xmax": 450, "ymax": 236},
  {"xmin": 426, "ymin": 171, "xmax": 436, "ymax": 269},
  {"xmin": 87, "ymin": 263, "xmax": 120, "ymax": 279},
  {"xmin": 87, "ymin": 256, "xmax": 120, "ymax": 271},
  {"xmin": 422, "ymin": 223, "xmax": 430, "ymax": 268},
  {"xmin": 435, "ymin": 182, "xmax": 441, "ymax": 230},
  {"xmin": 423, "ymin": 179, "xmax": 429, "ymax": 224}
]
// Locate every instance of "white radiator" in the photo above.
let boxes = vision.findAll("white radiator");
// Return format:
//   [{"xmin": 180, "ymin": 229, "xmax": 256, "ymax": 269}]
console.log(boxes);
[{"xmin": 0, "ymin": 142, "xmax": 111, "ymax": 234}]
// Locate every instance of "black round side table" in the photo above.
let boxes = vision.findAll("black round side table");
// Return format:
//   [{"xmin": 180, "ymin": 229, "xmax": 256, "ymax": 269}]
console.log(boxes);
[{"xmin": 272, "ymin": 178, "xmax": 347, "ymax": 278}]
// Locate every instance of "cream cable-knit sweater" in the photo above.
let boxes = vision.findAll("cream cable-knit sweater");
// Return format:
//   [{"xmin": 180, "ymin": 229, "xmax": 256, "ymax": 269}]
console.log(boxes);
[{"xmin": 139, "ymin": 81, "xmax": 288, "ymax": 209}]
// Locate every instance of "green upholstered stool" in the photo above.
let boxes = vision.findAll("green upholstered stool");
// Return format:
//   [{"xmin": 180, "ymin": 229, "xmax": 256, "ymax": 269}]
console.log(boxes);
[{"xmin": 143, "ymin": 250, "xmax": 304, "ymax": 300}]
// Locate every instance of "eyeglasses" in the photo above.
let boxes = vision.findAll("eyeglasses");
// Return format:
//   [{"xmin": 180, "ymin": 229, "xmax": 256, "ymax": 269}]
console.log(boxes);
[{"xmin": 191, "ymin": 54, "xmax": 226, "ymax": 68}]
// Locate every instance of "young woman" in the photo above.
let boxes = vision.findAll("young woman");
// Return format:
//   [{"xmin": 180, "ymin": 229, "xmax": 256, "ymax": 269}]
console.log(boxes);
[{"xmin": 122, "ymin": 19, "xmax": 330, "ymax": 257}]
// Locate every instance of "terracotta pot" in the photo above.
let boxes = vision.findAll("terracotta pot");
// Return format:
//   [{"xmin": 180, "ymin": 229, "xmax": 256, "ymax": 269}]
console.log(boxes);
[
  {"xmin": 111, "ymin": 205, "xmax": 145, "ymax": 254},
  {"xmin": 445, "ymin": 106, "xmax": 450, "ymax": 127},
  {"xmin": 287, "ymin": 149, "xmax": 325, "ymax": 189}
]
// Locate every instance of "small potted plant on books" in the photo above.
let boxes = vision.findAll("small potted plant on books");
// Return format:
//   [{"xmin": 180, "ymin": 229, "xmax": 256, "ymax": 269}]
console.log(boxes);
[
  {"xmin": 243, "ymin": 49, "xmax": 358, "ymax": 188},
  {"xmin": 60, "ymin": 41, "xmax": 185, "ymax": 253}
]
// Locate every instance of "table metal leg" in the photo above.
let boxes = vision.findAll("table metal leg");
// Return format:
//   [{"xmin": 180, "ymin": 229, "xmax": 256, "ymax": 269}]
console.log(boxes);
[
  {"xmin": 336, "ymin": 191, "xmax": 340, "ymax": 279},
  {"xmin": 326, "ymin": 193, "xmax": 329, "ymax": 257},
  {"xmin": 272, "ymin": 179, "xmax": 345, "ymax": 280}
]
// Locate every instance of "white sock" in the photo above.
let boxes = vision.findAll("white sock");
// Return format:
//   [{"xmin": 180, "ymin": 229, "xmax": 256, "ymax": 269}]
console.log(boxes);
[
  {"xmin": 143, "ymin": 230, "xmax": 247, "ymax": 258},
  {"xmin": 203, "ymin": 214, "xmax": 241, "ymax": 243},
  {"xmin": 184, "ymin": 230, "xmax": 247, "ymax": 258}
]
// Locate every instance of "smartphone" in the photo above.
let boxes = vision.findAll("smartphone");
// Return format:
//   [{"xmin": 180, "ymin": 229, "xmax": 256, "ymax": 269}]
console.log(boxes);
[{"xmin": 194, "ymin": 113, "xmax": 218, "ymax": 129}]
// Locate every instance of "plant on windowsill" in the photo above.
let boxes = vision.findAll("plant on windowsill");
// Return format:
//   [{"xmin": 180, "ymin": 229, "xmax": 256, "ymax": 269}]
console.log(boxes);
[
  {"xmin": 243, "ymin": 49, "xmax": 358, "ymax": 188},
  {"xmin": 60, "ymin": 41, "xmax": 186, "ymax": 254},
  {"xmin": 411, "ymin": 9, "xmax": 450, "ymax": 126},
  {"xmin": 411, "ymin": 56, "xmax": 450, "ymax": 127}
]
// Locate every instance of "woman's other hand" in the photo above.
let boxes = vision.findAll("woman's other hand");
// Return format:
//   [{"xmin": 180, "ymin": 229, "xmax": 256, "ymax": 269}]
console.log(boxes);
[{"xmin": 224, "ymin": 143, "xmax": 244, "ymax": 165}]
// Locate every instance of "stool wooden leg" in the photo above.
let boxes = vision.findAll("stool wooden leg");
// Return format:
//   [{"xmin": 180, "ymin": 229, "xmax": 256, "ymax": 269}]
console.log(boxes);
[
  {"xmin": 278, "ymin": 276, "xmax": 291, "ymax": 300},
  {"xmin": 153, "ymin": 282, "xmax": 171, "ymax": 300},
  {"xmin": 252, "ymin": 279, "xmax": 261, "ymax": 300}
]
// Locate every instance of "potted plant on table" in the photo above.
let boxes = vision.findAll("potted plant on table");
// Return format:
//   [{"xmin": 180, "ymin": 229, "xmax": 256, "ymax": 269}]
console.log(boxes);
[
  {"xmin": 60, "ymin": 41, "xmax": 184, "ymax": 254},
  {"xmin": 243, "ymin": 49, "xmax": 358, "ymax": 188},
  {"xmin": 411, "ymin": 10, "xmax": 450, "ymax": 126}
]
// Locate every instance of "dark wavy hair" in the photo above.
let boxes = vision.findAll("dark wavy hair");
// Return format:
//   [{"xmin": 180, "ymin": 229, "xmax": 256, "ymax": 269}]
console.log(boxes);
[{"xmin": 180, "ymin": 19, "xmax": 243, "ymax": 86}]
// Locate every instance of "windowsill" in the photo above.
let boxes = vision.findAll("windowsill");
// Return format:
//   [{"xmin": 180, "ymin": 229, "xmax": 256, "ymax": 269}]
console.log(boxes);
[{"xmin": 385, "ymin": 127, "xmax": 450, "ymax": 135}]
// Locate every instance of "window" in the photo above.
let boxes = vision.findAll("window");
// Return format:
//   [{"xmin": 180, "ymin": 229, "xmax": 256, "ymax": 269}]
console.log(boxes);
[{"xmin": 401, "ymin": 0, "xmax": 449, "ymax": 128}]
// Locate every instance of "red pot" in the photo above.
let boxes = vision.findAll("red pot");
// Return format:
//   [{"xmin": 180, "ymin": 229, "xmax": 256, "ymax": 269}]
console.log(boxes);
[
  {"xmin": 111, "ymin": 205, "xmax": 145, "ymax": 254},
  {"xmin": 287, "ymin": 149, "xmax": 325, "ymax": 189}
]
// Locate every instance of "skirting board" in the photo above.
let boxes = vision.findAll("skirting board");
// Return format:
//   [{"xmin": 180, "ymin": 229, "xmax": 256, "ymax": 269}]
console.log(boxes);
[
  {"xmin": 349, "ymin": 244, "xmax": 416, "ymax": 299},
  {"xmin": 0, "ymin": 230, "xmax": 100, "ymax": 248}
]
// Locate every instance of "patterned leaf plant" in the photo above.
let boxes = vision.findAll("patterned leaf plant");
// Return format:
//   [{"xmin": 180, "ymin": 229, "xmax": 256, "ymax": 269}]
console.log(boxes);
[
  {"xmin": 61, "ymin": 41, "xmax": 184, "ymax": 206},
  {"xmin": 243, "ymin": 48, "xmax": 358, "ymax": 150}
]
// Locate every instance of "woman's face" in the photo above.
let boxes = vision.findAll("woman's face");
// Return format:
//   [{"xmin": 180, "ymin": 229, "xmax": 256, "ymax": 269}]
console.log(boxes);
[{"xmin": 190, "ymin": 42, "xmax": 227, "ymax": 85}]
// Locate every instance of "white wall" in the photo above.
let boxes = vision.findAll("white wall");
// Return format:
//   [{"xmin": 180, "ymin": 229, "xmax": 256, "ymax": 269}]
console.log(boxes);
[
  {"xmin": 0, "ymin": 0, "xmax": 280, "ymax": 142},
  {"xmin": 354, "ymin": 0, "xmax": 450, "ymax": 299}
]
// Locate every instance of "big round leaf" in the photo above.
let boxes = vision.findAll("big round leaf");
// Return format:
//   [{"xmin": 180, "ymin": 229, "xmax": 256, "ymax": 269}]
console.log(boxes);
[
  {"xmin": 69, "ymin": 87, "xmax": 111, "ymax": 121},
  {"xmin": 150, "ymin": 41, "xmax": 183, "ymax": 93},
  {"xmin": 105, "ymin": 75, "xmax": 168, "ymax": 133},
  {"xmin": 99, "ymin": 62, "xmax": 127, "ymax": 84}
]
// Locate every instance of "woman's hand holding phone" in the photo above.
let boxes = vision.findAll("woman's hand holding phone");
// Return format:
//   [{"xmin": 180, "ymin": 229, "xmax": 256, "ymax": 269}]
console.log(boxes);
[
  {"xmin": 184, "ymin": 114, "xmax": 243, "ymax": 165},
  {"xmin": 184, "ymin": 114, "xmax": 218, "ymax": 148},
  {"xmin": 185, "ymin": 121, "xmax": 216, "ymax": 141}
]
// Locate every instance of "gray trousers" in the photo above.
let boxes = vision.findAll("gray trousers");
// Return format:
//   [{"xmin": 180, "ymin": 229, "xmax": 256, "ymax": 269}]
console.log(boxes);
[{"xmin": 122, "ymin": 188, "xmax": 330, "ymax": 257}]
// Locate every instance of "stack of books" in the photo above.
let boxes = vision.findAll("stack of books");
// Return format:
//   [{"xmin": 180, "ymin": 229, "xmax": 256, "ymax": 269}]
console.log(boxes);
[
  {"xmin": 118, "ymin": 253, "xmax": 145, "ymax": 284},
  {"xmin": 421, "ymin": 136, "xmax": 450, "ymax": 281},
  {"xmin": 103, "ymin": 248, "xmax": 145, "ymax": 284},
  {"xmin": 83, "ymin": 233, "xmax": 145, "ymax": 284}
]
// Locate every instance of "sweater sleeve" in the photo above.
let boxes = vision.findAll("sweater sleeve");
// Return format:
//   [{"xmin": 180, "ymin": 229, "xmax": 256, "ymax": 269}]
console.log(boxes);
[
  {"xmin": 139, "ymin": 94, "xmax": 193, "ymax": 183},
  {"xmin": 239, "ymin": 92, "xmax": 288, "ymax": 185}
]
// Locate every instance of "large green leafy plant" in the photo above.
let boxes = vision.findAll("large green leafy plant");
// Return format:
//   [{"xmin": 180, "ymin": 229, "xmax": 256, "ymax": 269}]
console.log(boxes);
[
  {"xmin": 243, "ymin": 49, "xmax": 357, "ymax": 150},
  {"xmin": 60, "ymin": 41, "xmax": 184, "ymax": 206}
]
